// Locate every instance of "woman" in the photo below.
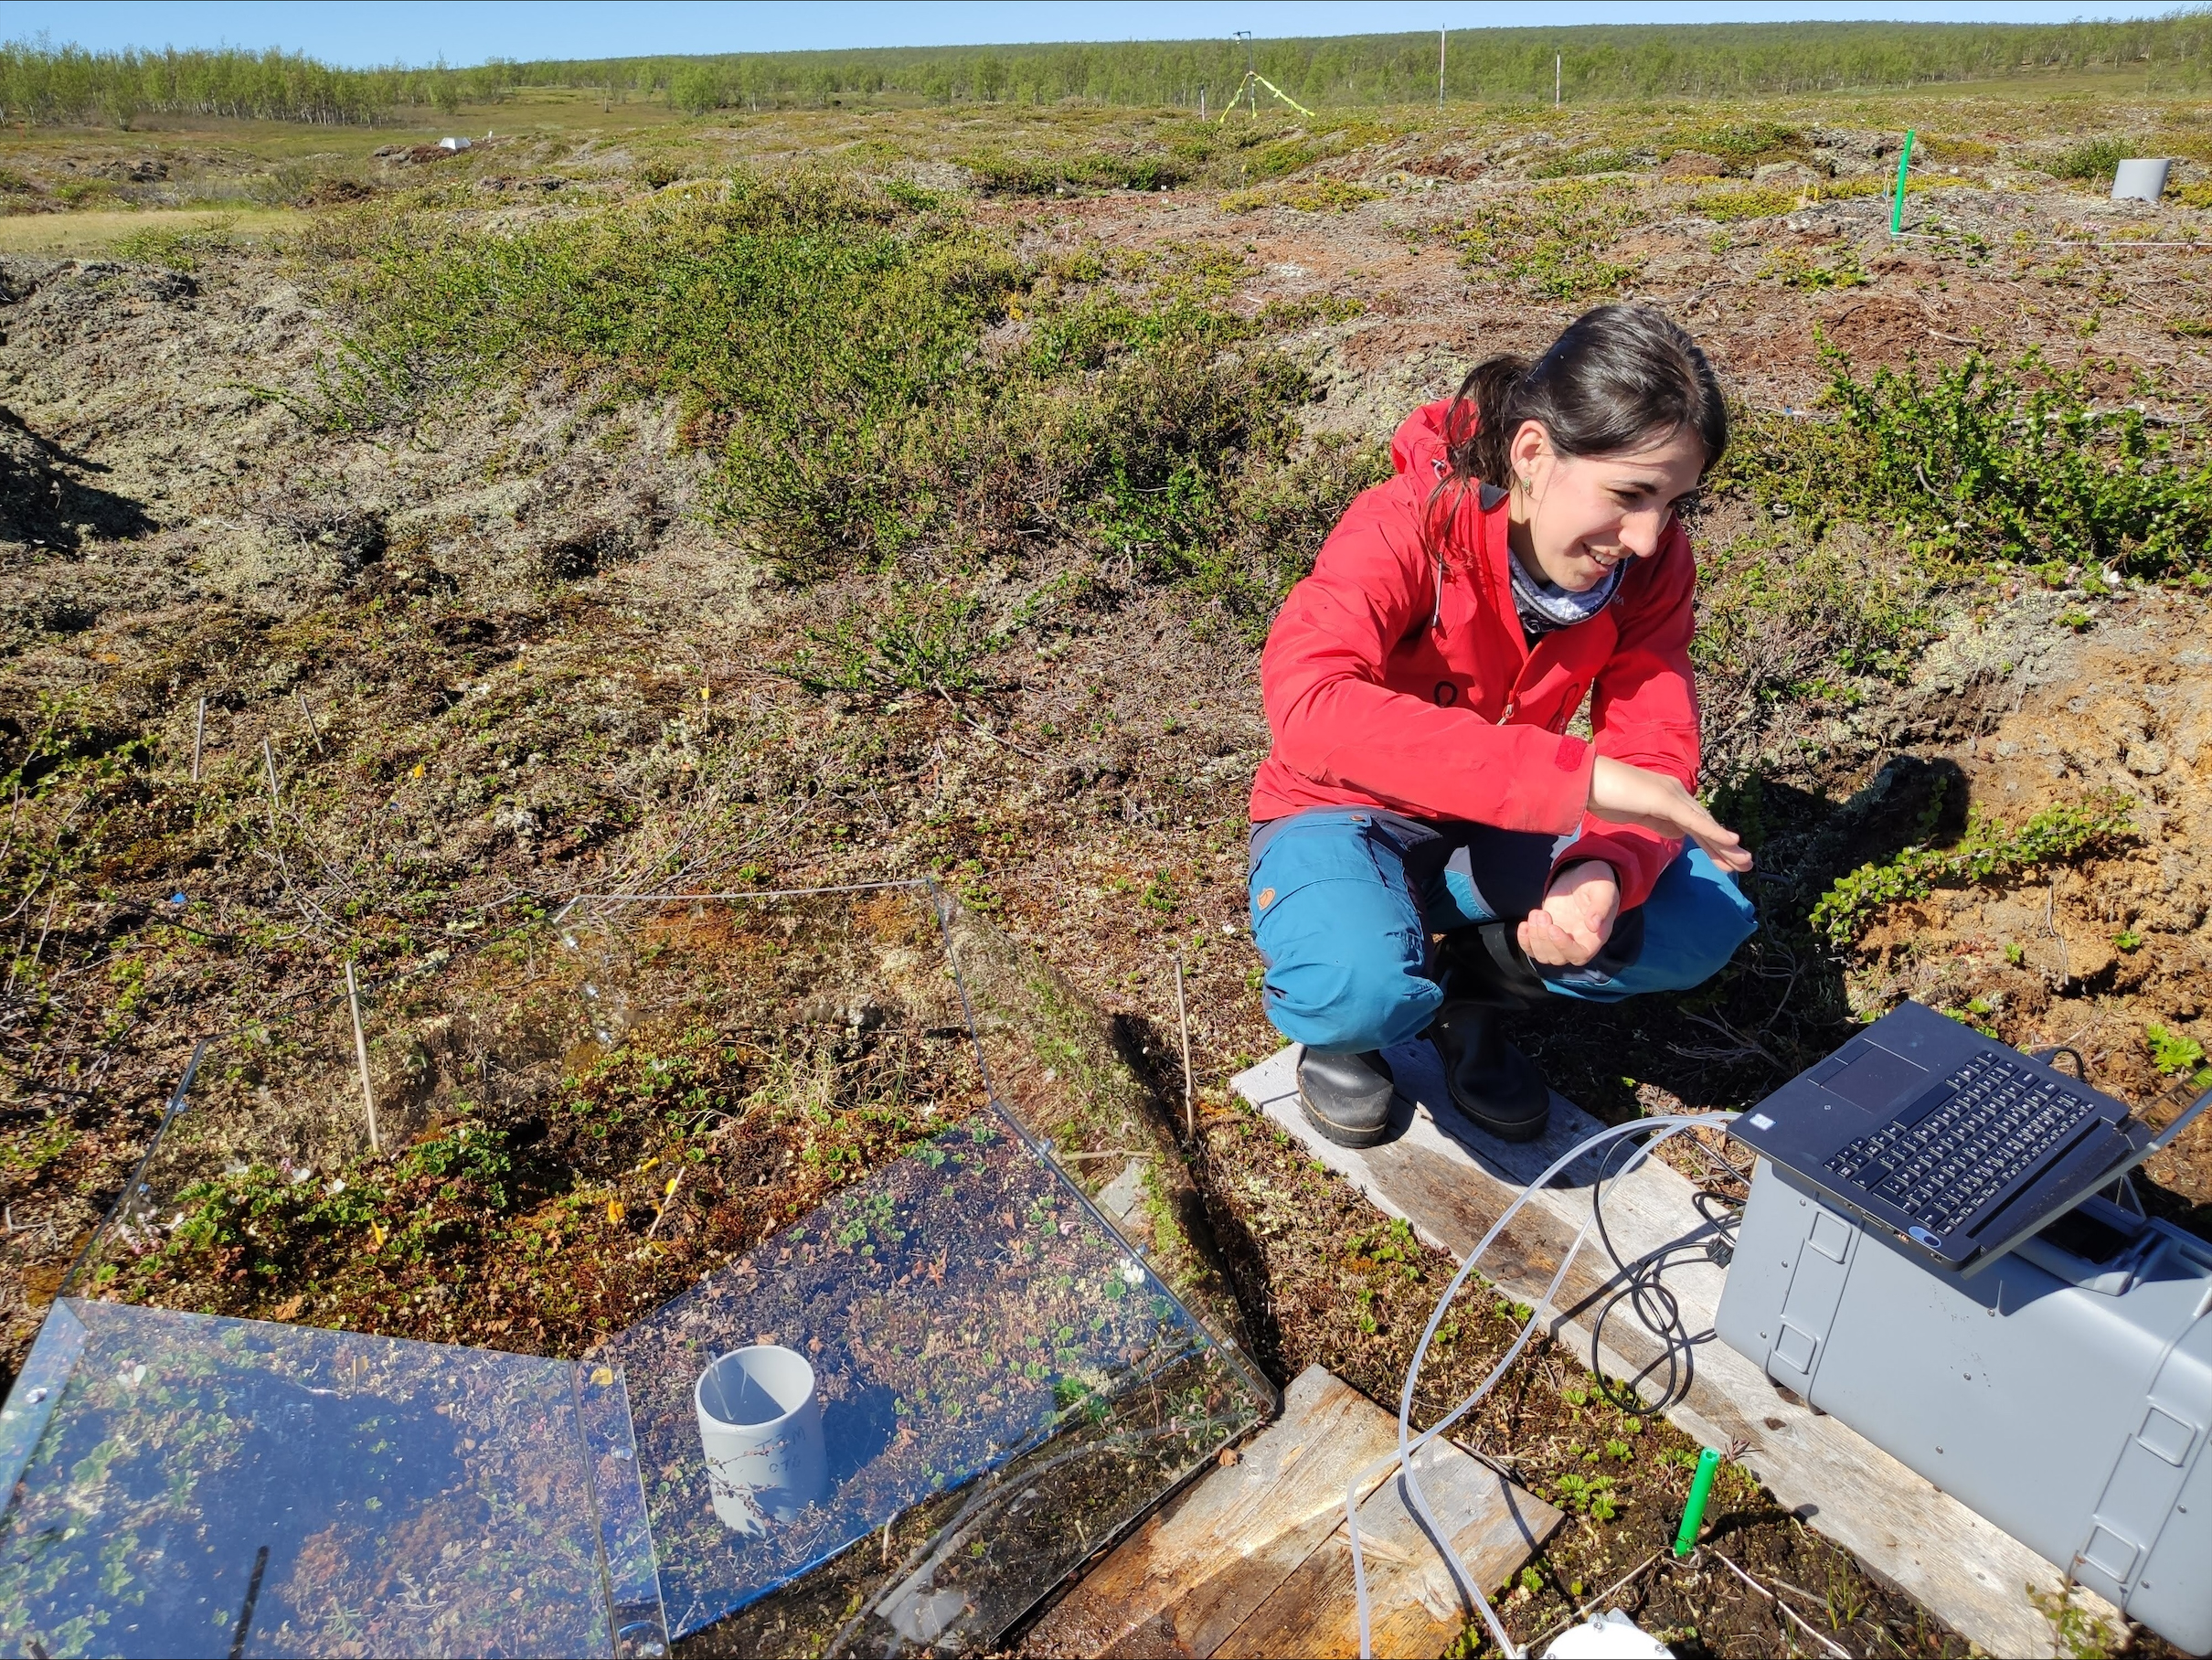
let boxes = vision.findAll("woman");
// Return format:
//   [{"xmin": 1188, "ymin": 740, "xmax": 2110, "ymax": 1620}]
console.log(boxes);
[{"xmin": 1250, "ymin": 304, "xmax": 1756, "ymax": 1148}]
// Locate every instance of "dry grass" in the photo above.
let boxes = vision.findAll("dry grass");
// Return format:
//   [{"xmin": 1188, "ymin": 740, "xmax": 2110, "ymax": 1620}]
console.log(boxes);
[{"xmin": 0, "ymin": 207, "xmax": 306, "ymax": 253}]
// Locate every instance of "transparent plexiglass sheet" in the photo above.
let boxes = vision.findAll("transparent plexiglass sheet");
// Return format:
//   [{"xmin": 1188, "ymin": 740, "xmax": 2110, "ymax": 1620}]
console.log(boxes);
[
  {"xmin": 586, "ymin": 1112, "xmax": 1265, "ymax": 1654},
  {"xmin": 934, "ymin": 903, "xmax": 1258, "ymax": 1359},
  {"xmin": 31, "ymin": 884, "xmax": 1265, "ymax": 1656},
  {"xmin": 0, "ymin": 1301, "xmax": 651, "ymax": 1659}
]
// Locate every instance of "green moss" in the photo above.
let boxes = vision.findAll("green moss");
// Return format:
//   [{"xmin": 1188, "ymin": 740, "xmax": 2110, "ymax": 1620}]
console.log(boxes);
[{"xmin": 1688, "ymin": 184, "xmax": 1799, "ymax": 222}]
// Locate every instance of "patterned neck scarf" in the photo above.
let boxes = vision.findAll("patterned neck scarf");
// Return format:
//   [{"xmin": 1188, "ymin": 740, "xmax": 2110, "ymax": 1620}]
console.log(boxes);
[{"xmin": 1507, "ymin": 548, "xmax": 1623, "ymax": 638}]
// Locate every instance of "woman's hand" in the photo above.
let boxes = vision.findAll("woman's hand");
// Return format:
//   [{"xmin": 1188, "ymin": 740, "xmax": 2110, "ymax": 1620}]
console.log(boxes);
[
  {"xmin": 1519, "ymin": 860, "xmax": 1620, "ymax": 967},
  {"xmin": 1588, "ymin": 756, "xmax": 1753, "ymax": 873}
]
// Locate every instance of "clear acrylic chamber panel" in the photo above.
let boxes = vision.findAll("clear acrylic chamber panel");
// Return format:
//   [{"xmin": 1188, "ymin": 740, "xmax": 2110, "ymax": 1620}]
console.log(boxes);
[
  {"xmin": 591, "ymin": 1112, "xmax": 1260, "ymax": 1652},
  {"xmin": 561, "ymin": 886, "xmax": 1269, "ymax": 1654},
  {"xmin": 1, "ymin": 884, "xmax": 1269, "ymax": 1657},
  {"xmin": 0, "ymin": 1301, "xmax": 652, "ymax": 1659}
]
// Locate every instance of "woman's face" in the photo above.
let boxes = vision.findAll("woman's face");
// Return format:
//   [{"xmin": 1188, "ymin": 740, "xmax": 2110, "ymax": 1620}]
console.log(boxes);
[{"xmin": 1505, "ymin": 420, "xmax": 1708, "ymax": 593}]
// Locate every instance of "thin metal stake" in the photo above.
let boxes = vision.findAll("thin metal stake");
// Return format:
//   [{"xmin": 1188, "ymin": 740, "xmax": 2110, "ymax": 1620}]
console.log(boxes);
[
  {"xmin": 346, "ymin": 963, "xmax": 381, "ymax": 1154},
  {"xmin": 191, "ymin": 697, "xmax": 206, "ymax": 782},
  {"xmin": 295, "ymin": 689, "xmax": 323, "ymax": 753},
  {"xmin": 228, "ymin": 1544, "xmax": 270, "ymax": 1660},
  {"xmin": 1173, "ymin": 954, "xmax": 1195, "ymax": 1142},
  {"xmin": 261, "ymin": 737, "xmax": 280, "ymax": 835}
]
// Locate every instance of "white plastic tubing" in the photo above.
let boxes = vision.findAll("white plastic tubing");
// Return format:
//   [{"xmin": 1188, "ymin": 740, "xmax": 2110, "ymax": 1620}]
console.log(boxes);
[{"xmin": 1345, "ymin": 1113, "xmax": 1739, "ymax": 1660}]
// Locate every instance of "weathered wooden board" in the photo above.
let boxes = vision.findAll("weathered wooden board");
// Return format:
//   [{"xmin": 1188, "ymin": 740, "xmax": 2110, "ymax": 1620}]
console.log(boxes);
[
  {"xmin": 1028, "ymin": 1366, "xmax": 1400, "ymax": 1657},
  {"xmin": 1234, "ymin": 1040, "xmax": 2115, "ymax": 1660},
  {"xmin": 1026, "ymin": 1365, "xmax": 1560, "ymax": 1660},
  {"xmin": 1219, "ymin": 1439, "xmax": 1559, "ymax": 1660}
]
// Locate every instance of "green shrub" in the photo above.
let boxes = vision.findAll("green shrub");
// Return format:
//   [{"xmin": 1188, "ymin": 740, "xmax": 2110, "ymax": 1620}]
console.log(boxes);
[
  {"xmin": 963, "ymin": 149, "xmax": 1187, "ymax": 194},
  {"xmin": 1809, "ymin": 796, "xmax": 2134, "ymax": 946},
  {"xmin": 300, "ymin": 168, "xmax": 1336, "ymax": 597},
  {"xmin": 1758, "ymin": 246, "xmax": 1866, "ymax": 289},
  {"xmin": 781, "ymin": 583, "xmax": 999, "ymax": 697},
  {"xmin": 1717, "ymin": 347, "xmax": 2212, "ymax": 579},
  {"xmin": 1242, "ymin": 138, "xmax": 1318, "ymax": 180},
  {"xmin": 2045, "ymin": 137, "xmax": 2126, "ymax": 182},
  {"xmin": 1678, "ymin": 121, "xmax": 1802, "ymax": 170},
  {"xmin": 299, "ymin": 176, "xmax": 1018, "ymax": 574},
  {"xmin": 1530, "ymin": 147, "xmax": 1641, "ymax": 179},
  {"xmin": 1224, "ymin": 176, "xmax": 1382, "ymax": 212},
  {"xmin": 1693, "ymin": 536, "xmax": 1934, "ymax": 698},
  {"xmin": 112, "ymin": 216, "xmax": 236, "ymax": 271},
  {"xmin": 1455, "ymin": 180, "xmax": 1645, "ymax": 300}
]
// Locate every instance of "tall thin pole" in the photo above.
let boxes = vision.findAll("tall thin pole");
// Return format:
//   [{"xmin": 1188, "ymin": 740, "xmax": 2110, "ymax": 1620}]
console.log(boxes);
[
  {"xmin": 346, "ymin": 962, "xmax": 382, "ymax": 1154},
  {"xmin": 296, "ymin": 689, "xmax": 323, "ymax": 753},
  {"xmin": 261, "ymin": 737, "xmax": 280, "ymax": 835},
  {"xmin": 1555, "ymin": 53, "xmax": 1562, "ymax": 109},
  {"xmin": 1173, "ymin": 955, "xmax": 1194, "ymax": 1142},
  {"xmin": 191, "ymin": 697, "xmax": 205, "ymax": 782},
  {"xmin": 1439, "ymin": 27, "xmax": 1446, "ymax": 112}
]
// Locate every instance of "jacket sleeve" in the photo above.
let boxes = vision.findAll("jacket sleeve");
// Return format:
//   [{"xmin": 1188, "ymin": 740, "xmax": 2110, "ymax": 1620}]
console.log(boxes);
[
  {"xmin": 1260, "ymin": 485, "xmax": 1594, "ymax": 834},
  {"xmin": 1553, "ymin": 528, "xmax": 1703, "ymax": 911}
]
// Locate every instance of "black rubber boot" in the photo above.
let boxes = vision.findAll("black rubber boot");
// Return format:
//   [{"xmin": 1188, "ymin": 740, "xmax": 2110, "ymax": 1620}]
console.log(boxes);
[
  {"xmin": 1296, "ymin": 1048, "xmax": 1397, "ymax": 1148},
  {"xmin": 1430, "ymin": 922, "xmax": 1552, "ymax": 1142}
]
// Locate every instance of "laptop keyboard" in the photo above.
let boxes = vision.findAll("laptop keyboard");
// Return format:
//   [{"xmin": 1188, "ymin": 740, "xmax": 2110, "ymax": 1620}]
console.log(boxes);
[{"xmin": 1824, "ymin": 1051, "xmax": 2090, "ymax": 1236}]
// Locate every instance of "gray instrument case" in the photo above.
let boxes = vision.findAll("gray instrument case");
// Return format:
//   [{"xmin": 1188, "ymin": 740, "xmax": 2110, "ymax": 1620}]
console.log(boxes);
[{"xmin": 1717, "ymin": 1163, "xmax": 2212, "ymax": 1655}]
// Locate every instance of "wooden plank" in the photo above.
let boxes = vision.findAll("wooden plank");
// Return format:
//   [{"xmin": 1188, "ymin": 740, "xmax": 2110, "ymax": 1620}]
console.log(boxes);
[
  {"xmin": 1218, "ymin": 1439, "xmax": 1563, "ymax": 1660},
  {"xmin": 1026, "ymin": 1366, "xmax": 1404, "ymax": 1658},
  {"xmin": 1027, "ymin": 1365, "xmax": 1558, "ymax": 1660},
  {"xmin": 1234, "ymin": 1040, "xmax": 2121, "ymax": 1660}
]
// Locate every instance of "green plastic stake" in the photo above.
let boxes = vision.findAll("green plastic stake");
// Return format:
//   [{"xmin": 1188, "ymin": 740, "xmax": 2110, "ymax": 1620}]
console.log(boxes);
[
  {"xmin": 1673, "ymin": 1446, "xmax": 1721, "ymax": 1557},
  {"xmin": 1890, "ymin": 128, "xmax": 1917, "ymax": 236}
]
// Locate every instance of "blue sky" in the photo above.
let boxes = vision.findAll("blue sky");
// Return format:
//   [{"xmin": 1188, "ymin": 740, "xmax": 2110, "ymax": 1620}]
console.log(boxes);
[{"xmin": 5, "ymin": 1, "xmax": 2194, "ymax": 68}]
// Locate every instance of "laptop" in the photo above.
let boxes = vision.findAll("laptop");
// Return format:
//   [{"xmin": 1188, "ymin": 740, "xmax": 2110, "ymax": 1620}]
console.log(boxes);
[{"xmin": 1729, "ymin": 1000, "xmax": 2212, "ymax": 1277}]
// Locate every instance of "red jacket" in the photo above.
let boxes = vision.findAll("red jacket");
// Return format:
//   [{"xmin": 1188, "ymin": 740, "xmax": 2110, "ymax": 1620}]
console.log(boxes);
[{"xmin": 1250, "ymin": 399, "xmax": 1703, "ymax": 912}]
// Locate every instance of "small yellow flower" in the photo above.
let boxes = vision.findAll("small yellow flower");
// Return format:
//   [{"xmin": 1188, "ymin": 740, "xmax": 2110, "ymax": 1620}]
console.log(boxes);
[
  {"xmin": 607, "ymin": 1198, "xmax": 625, "ymax": 1224},
  {"xmin": 409, "ymin": 762, "xmax": 425, "ymax": 779},
  {"xmin": 369, "ymin": 1221, "xmax": 386, "ymax": 1250},
  {"xmin": 590, "ymin": 1366, "xmax": 614, "ymax": 1388}
]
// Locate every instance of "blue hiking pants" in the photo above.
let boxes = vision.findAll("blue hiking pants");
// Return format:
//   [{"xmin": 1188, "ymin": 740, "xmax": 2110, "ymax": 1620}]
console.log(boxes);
[{"xmin": 1248, "ymin": 806, "xmax": 1758, "ymax": 1055}]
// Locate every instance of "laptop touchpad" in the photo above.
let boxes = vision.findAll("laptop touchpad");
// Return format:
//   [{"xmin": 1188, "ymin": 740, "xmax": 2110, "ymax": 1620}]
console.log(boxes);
[{"xmin": 1816, "ymin": 1044, "xmax": 1929, "ymax": 1112}]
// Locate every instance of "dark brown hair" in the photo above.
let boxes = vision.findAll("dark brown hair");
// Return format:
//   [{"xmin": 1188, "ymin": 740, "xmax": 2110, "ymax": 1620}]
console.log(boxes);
[{"xmin": 1428, "ymin": 303, "xmax": 1728, "ymax": 545}]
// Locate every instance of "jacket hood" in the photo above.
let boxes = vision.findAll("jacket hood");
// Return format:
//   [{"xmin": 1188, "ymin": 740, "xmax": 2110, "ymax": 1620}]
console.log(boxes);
[{"xmin": 1389, "ymin": 398, "xmax": 1458, "ymax": 478}]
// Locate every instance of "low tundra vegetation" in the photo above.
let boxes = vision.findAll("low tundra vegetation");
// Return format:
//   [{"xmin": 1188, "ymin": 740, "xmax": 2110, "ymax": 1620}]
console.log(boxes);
[
  {"xmin": 293, "ymin": 170, "xmax": 1383, "ymax": 640},
  {"xmin": 1719, "ymin": 347, "xmax": 2212, "ymax": 580}
]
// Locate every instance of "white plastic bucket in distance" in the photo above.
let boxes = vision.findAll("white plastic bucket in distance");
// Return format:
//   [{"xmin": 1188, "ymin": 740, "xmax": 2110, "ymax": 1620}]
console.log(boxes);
[
  {"xmin": 695, "ymin": 1345, "xmax": 827, "ymax": 1534},
  {"xmin": 2113, "ymin": 158, "xmax": 2172, "ymax": 203}
]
